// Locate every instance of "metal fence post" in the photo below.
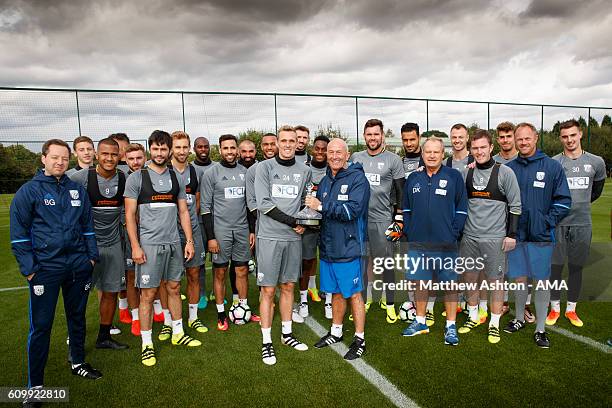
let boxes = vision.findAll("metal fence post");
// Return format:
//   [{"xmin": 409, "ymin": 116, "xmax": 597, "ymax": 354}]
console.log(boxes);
[
  {"xmin": 587, "ymin": 107, "xmax": 591, "ymax": 150},
  {"xmin": 181, "ymin": 92, "xmax": 186, "ymax": 132},
  {"xmin": 540, "ymin": 105, "xmax": 544, "ymax": 149},
  {"xmin": 426, "ymin": 100, "xmax": 429, "ymax": 132},
  {"xmin": 487, "ymin": 103, "xmax": 490, "ymax": 130},
  {"xmin": 75, "ymin": 90, "xmax": 82, "ymax": 137},
  {"xmin": 355, "ymin": 97, "xmax": 359, "ymax": 147},
  {"xmin": 274, "ymin": 94, "xmax": 278, "ymax": 132}
]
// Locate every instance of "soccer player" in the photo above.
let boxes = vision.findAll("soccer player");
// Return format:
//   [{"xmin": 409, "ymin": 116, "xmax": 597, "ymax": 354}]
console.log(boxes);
[
  {"xmin": 201, "ymin": 134, "xmax": 256, "ymax": 331},
  {"xmin": 66, "ymin": 135, "xmax": 95, "ymax": 176},
  {"xmin": 401, "ymin": 136, "xmax": 468, "ymax": 345},
  {"xmin": 295, "ymin": 125, "xmax": 312, "ymax": 164},
  {"xmin": 69, "ymin": 137, "xmax": 130, "ymax": 351},
  {"xmin": 547, "ymin": 119, "xmax": 606, "ymax": 327},
  {"xmin": 246, "ymin": 133, "xmax": 278, "ymax": 214},
  {"xmin": 445, "ymin": 123, "xmax": 473, "ymax": 169},
  {"xmin": 110, "ymin": 133, "xmax": 131, "ymax": 174},
  {"xmin": 169, "ymin": 131, "xmax": 208, "ymax": 333},
  {"xmin": 493, "ymin": 122, "xmax": 518, "ymax": 164},
  {"xmin": 351, "ymin": 119, "xmax": 404, "ymax": 323},
  {"xmin": 504, "ymin": 123, "xmax": 571, "ymax": 348},
  {"xmin": 124, "ymin": 130, "xmax": 201, "ymax": 367},
  {"xmin": 11, "ymin": 139, "xmax": 102, "ymax": 392},
  {"xmin": 298, "ymin": 135, "xmax": 329, "ymax": 319},
  {"xmin": 456, "ymin": 130, "xmax": 521, "ymax": 343},
  {"xmin": 307, "ymin": 138, "xmax": 370, "ymax": 359},
  {"xmin": 401, "ymin": 122, "xmax": 425, "ymax": 177},
  {"xmin": 192, "ymin": 136, "xmax": 215, "ymax": 309},
  {"xmin": 123, "ymin": 143, "xmax": 151, "ymax": 336},
  {"xmin": 255, "ymin": 125, "xmax": 311, "ymax": 365}
]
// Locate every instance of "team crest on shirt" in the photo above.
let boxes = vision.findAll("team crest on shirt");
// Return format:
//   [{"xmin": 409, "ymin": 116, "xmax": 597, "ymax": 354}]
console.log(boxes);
[
  {"xmin": 583, "ymin": 164, "xmax": 592, "ymax": 172},
  {"xmin": 293, "ymin": 173, "xmax": 301, "ymax": 183},
  {"xmin": 69, "ymin": 190, "xmax": 79, "ymax": 200},
  {"xmin": 536, "ymin": 171, "xmax": 545, "ymax": 180},
  {"xmin": 239, "ymin": 173, "xmax": 245, "ymax": 181},
  {"xmin": 340, "ymin": 185, "xmax": 348, "ymax": 194},
  {"xmin": 439, "ymin": 179, "xmax": 447, "ymax": 188},
  {"xmin": 142, "ymin": 275, "xmax": 150, "ymax": 285},
  {"xmin": 33, "ymin": 285, "xmax": 44, "ymax": 296},
  {"xmin": 377, "ymin": 162, "xmax": 385, "ymax": 170}
]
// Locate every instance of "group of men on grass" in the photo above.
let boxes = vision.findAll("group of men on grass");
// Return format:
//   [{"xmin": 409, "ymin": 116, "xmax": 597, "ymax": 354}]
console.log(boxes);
[{"xmin": 10, "ymin": 118, "xmax": 606, "ymax": 401}]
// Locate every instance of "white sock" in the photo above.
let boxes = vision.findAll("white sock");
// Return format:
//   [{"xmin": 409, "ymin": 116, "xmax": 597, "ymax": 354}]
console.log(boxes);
[
  {"xmin": 446, "ymin": 320, "xmax": 455, "ymax": 328},
  {"xmin": 172, "ymin": 319, "xmax": 183, "ymax": 335},
  {"xmin": 426, "ymin": 300, "xmax": 435, "ymax": 312},
  {"xmin": 216, "ymin": 303, "xmax": 225, "ymax": 313},
  {"xmin": 408, "ymin": 291, "xmax": 414, "ymax": 302},
  {"xmin": 566, "ymin": 301, "xmax": 576, "ymax": 313},
  {"xmin": 300, "ymin": 290, "xmax": 308, "ymax": 304},
  {"xmin": 308, "ymin": 275, "xmax": 316, "ymax": 289},
  {"xmin": 550, "ymin": 300, "xmax": 561, "ymax": 312},
  {"xmin": 468, "ymin": 305, "xmax": 478, "ymax": 322},
  {"xmin": 354, "ymin": 332, "xmax": 364, "ymax": 340},
  {"xmin": 141, "ymin": 329, "xmax": 152, "ymax": 345},
  {"xmin": 232, "ymin": 294, "xmax": 239, "ymax": 303},
  {"xmin": 281, "ymin": 320, "xmax": 292, "ymax": 335},
  {"xmin": 325, "ymin": 293, "xmax": 332, "ymax": 305},
  {"xmin": 153, "ymin": 299, "xmax": 163, "ymax": 315},
  {"xmin": 526, "ymin": 293, "xmax": 532, "ymax": 305},
  {"xmin": 119, "ymin": 297, "xmax": 128, "ymax": 309},
  {"xmin": 479, "ymin": 300, "xmax": 488, "ymax": 313},
  {"xmin": 188, "ymin": 304, "xmax": 198, "ymax": 322},
  {"xmin": 331, "ymin": 324, "xmax": 343, "ymax": 337},
  {"xmin": 239, "ymin": 298, "xmax": 248, "ymax": 306},
  {"xmin": 416, "ymin": 315, "xmax": 426, "ymax": 324},
  {"xmin": 366, "ymin": 282, "xmax": 373, "ymax": 302},
  {"xmin": 131, "ymin": 308, "xmax": 139, "ymax": 321},
  {"xmin": 261, "ymin": 327, "xmax": 272, "ymax": 344},
  {"xmin": 163, "ymin": 309, "xmax": 172, "ymax": 326},
  {"xmin": 489, "ymin": 313, "xmax": 501, "ymax": 328}
]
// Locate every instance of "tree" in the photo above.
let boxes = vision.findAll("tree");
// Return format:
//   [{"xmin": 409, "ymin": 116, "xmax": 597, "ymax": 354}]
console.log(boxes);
[
  {"xmin": 601, "ymin": 114, "xmax": 611, "ymax": 128},
  {"xmin": 589, "ymin": 116, "xmax": 599, "ymax": 129},
  {"xmin": 385, "ymin": 128, "xmax": 395, "ymax": 139},
  {"xmin": 0, "ymin": 144, "xmax": 41, "ymax": 193},
  {"xmin": 315, "ymin": 123, "xmax": 347, "ymax": 141},
  {"xmin": 422, "ymin": 130, "xmax": 448, "ymax": 138}
]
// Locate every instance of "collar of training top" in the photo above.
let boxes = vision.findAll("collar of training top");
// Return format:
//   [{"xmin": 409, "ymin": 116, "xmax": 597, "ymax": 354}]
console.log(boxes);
[
  {"xmin": 194, "ymin": 157, "xmax": 212, "ymax": 166},
  {"xmin": 275, "ymin": 155, "xmax": 296, "ymax": 166},
  {"xmin": 311, "ymin": 159, "xmax": 327, "ymax": 169},
  {"xmin": 221, "ymin": 160, "xmax": 238, "ymax": 168},
  {"xmin": 404, "ymin": 149, "xmax": 421, "ymax": 158},
  {"xmin": 476, "ymin": 158, "xmax": 495, "ymax": 170}
]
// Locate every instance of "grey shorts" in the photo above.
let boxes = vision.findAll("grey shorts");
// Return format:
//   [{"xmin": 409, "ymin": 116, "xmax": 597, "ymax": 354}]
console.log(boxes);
[
  {"xmin": 366, "ymin": 221, "xmax": 393, "ymax": 258},
  {"xmin": 121, "ymin": 225, "xmax": 134, "ymax": 271},
  {"xmin": 459, "ymin": 236, "xmax": 506, "ymax": 280},
  {"xmin": 93, "ymin": 241, "xmax": 126, "ymax": 292},
  {"xmin": 182, "ymin": 230, "xmax": 206, "ymax": 268},
  {"xmin": 302, "ymin": 230, "xmax": 319, "ymax": 260},
  {"xmin": 256, "ymin": 238, "xmax": 301, "ymax": 286},
  {"xmin": 211, "ymin": 228, "xmax": 251, "ymax": 267},
  {"xmin": 552, "ymin": 225, "xmax": 592, "ymax": 266},
  {"xmin": 136, "ymin": 243, "xmax": 184, "ymax": 289}
]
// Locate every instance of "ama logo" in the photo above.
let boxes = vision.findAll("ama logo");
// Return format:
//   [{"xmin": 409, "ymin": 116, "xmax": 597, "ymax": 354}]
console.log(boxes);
[{"xmin": 43, "ymin": 193, "xmax": 56, "ymax": 206}]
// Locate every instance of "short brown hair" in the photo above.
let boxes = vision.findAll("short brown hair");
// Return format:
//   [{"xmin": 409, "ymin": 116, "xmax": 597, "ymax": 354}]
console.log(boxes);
[
  {"xmin": 471, "ymin": 129, "xmax": 492, "ymax": 145},
  {"xmin": 125, "ymin": 143, "xmax": 145, "ymax": 154},
  {"xmin": 363, "ymin": 119, "xmax": 383, "ymax": 134},
  {"xmin": 278, "ymin": 125, "xmax": 296, "ymax": 134},
  {"xmin": 109, "ymin": 133, "xmax": 129, "ymax": 143},
  {"xmin": 72, "ymin": 135, "xmax": 93, "ymax": 150},
  {"xmin": 97, "ymin": 137, "xmax": 119, "ymax": 150},
  {"xmin": 171, "ymin": 130, "xmax": 191, "ymax": 143},
  {"xmin": 43, "ymin": 139, "xmax": 71, "ymax": 156},
  {"xmin": 450, "ymin": 123, "xmax": 468, "ymax": 133},
  {"xmin": 294, "ymin": 125, "xmax": 310, "ymax": 134},
  {"xmin": 515, "ymin": 122, "xmax": 538, "ymax": 135},
  {"xmin": 559, "ymin": 119, "xmax": 581, "ymax": 131},
  {"xmin": 496, "ymin": 121, "xmax": 515, "ymax": 133}
]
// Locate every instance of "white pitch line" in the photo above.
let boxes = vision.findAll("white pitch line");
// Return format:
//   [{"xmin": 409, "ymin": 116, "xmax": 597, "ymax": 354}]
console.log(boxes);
[
  {"xmin": 547, "ymin": 325, "xmax": 612, "ymax": 354},
  {"xmin": 304, "ymin": 316, "xmax": 420, "ymax": 408},
  {"xmin": 0, "ymin": 286, "xmax": 28, "ymax": 292}
]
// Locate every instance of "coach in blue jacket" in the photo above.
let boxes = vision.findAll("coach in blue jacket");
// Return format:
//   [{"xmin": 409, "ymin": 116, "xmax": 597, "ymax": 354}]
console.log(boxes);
[
  {"xmin": 504, "ymin": 123, "xmax": 571, "ymax": 348},
  {"xmin": 10, "ymin": 139, "xmax": 102, "ymax": 393},
  {"xmin": 305, "ymin": 138, "xmax": 370, "ymax": 361},
  {"xmin": 400, "ymin": 136, "xmax": 468, "ymax": 346}
]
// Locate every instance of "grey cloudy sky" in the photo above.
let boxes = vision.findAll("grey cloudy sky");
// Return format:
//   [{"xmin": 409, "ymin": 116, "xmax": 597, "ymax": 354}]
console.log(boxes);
[{"xmin": 1, "ymin": 0, "xmax": 611, "ymax": 143}]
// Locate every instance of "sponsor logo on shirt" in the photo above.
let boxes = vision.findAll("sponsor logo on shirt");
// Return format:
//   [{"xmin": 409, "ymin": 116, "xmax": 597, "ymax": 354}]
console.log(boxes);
[
  {"xmin": 43, "ymin": 193, "xmax": 55, "ymax": 206},
  {"xmin": 224, "ymin": 186, "xmax": 245, "ymax": 198},
  {"xmin": 412, "ymin": 182, "xmax": 421, "ymax": 194},
  {"xmin": 272, "ymin": 184, "xmax": 299, "ymax": 199},
  {"xmin": 71, "ymin": 200, "xmax": 81, "ymax": 207},
  {"xmin": 567, "ymin": 176, "xmax": 590, "ymax": 190},
  {"xmin": 364, "ymin": 172, "xmax": 381, "ymax": 186}
]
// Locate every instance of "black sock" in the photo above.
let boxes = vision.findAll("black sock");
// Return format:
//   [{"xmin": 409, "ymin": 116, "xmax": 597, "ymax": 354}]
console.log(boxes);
[
  {"xmin": 98, "ymin": 324, "xmax": 111, "ymax": 341},
  {"xmin": 217, "ymin": 311, "xmax": 226, "ymax": 321}
]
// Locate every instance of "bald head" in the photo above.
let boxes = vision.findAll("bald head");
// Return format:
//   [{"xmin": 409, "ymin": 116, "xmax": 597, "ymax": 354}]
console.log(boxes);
[
  {"xmin": 327, "ymin": 138, "xmax": 350, "ymax": 176},
  {"xmin": 239, "ymin": 139, "xmax": 256, "ymax": 167},
  {"xmin": 328, "ymin": 138, "xmax": 348, "ymax": 152}
]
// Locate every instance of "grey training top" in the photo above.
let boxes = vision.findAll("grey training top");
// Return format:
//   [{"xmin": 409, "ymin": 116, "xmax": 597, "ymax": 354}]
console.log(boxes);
[
  {"xmin": 402, "ymin": 156, "xmax": 422, "ymax": 179},
  {"xmin": 201, "ymin": 162, "xmax": 249, "ymax": 231},
  {"xmin": 350, "ymin": 150, "xmax": 404, "ymax": 222},
  {"xmin": 493, "ymin": 153, "xmax": 518, "ymax": 165},
  {"xmin": 553, "ymin": 152, "xmax": 606, "ymax": 226},
  {"xmin": 124, "ymin": 167, "xmax": 187, "ymax": 245},
  {"xmin": 310, "ymin": 163, "xmax": 327, "ymax": 186},
  {"xmin": 246, "ymin": 161, "xmax": 259, "ymax": 212},
  {"xmin": 192, "ymin": 160, "xmax": 216, "ymax": 222},
  {"xmin": 255, "ymin": 157, "xmax": 311, "ymax": 241},
  {"xmin": 70, "ymin": 168, "xmax": 123, "ymax": 247},
  {"xmin": 463, "ymin": 163, "xmax": 522, "ymax": 239},
  {"xmin": 173, "ymin": 164, "xmax": 200, "ymax": 233}
]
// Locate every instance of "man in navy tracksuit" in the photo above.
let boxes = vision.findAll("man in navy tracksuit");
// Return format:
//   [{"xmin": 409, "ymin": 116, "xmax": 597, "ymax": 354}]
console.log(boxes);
[
  {"xmin": 305, "ymin": 138, "xmax": 370, "ymax": 360},
  {"xmin": 10, "ymin": 139, "xmax": 102, "ymax": 394},
  {"xmin": 504, "ymin": 123, "xmax": 571, "ymax": 348},
  {"xmin": 400, "ymin": 136, "xmax": 468, "ymax": 346}
]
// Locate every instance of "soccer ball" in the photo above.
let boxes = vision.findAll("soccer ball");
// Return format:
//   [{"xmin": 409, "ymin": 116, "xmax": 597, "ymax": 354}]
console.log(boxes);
[
  {"xmin": 398, "ymin": 301, "xmax": 416, "ymax": 322},
  {"xmin": 229, "ymin": 303, "xmax": 252, "ymax": 325},
  {"xmin": 248, "ymin": 259, "xmax": 256, "ymax": 274}
]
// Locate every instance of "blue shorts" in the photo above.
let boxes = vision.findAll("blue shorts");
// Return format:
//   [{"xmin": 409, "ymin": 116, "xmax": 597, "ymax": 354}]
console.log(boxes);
[
  {"xmin": 507, "ymin": 242, "xmax": 554, "ymax": 280},
  {"xmin": 405, "ymin": 249, "xmax": 458, "ymax": 283},
  {"xmin": 320, "ymin": 258, "xmax": 364, "ymax": 299}
]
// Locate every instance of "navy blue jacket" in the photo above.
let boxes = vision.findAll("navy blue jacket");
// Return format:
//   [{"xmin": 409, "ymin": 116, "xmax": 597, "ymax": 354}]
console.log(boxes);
[
  {"xmin": 10, "ymin": 170, "xmax": 98, "ymax": 278},
  {"xmin": 318, "ymin": 162, "xmax": 370, "ymax": 262},
  {"xmin": 402, "ymin": 165, "xmax": 468, "ymax": 249},
  {"xmin": 506, "ymin": 150, "xmax": 571, "ymax": 242}
]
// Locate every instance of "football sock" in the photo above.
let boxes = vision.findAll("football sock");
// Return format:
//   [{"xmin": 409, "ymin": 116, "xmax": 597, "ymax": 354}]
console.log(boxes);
[
  {"xmin": 445, "ymin": 320, "xmax": 455, "ymax": 328},
  {"xmin": 98, "ymin": 324, "xmax": 111, "ymax": 341},
  {"xmin": 489, "ymin": 313, "xmax": 501, "ymax": 328},
  {"xmin": 479, "ymin": 300, "xmax": 488, "ymax": 313},
  {"xmin": 261, "ymin": 327, "xmax": 272, "ymax": 344},
  {"xmin": 515, "ymin": 285, "xmax": 528, "ymax": 322},
  {"xmin": 566, "ymin": 301, "xmax": 577, "ymax": 313},
  {"xmin": 188, "ymin": 304, "xmax": 198, "ymax": 322},
  {"xmin": 331, "ymin": 324, "xmax": 343, "ymax": 338},
  {"xmin": 416, "ymin": 316, "xmax": 426, "ymax": 325},
  {"xmin": 172, "ymin": 319, "xmax": 183, "ymax": 335},
  {"xmin": 550, "ymin": 300, "xmax": 561, "ymax": 313},
  {"xmin": 354, "ymin": 332, "xmax": 364, "ymax": 340},
  {"xmin": 468, "ymin": 305, "xmax": 478, "ymax": 322},
  {"xmin": 535, "ymin": 287, "xmax": 550, "ymax": 333},
  {"xmin": 239, "ymin": 298, "xmax": 248, "ymax": 306},
  {"xmin": 163, "ymin": 309, "xmax": 172, "ymax": 326},
  {"xmin": 131, "ymin": 308, "xmax": 139, "ymax": 321},
  {"xmin": 281, "ymin": 321, "xmax": 292, "ymax": 336},
  {"xmin": 118, "ymin": 297, "xmax": 128, "ymax": 309},
  {"xmin": 308, "ymin": 276, "xmax": 316, "ymax": 289},
  {"xmin": 567, "ymin": 264, "xmax": 583, "ymax": 303},
  {"xmin": 141, "ymin": 329, "xmax": 153, "ymax": 346},
  {"xmin": 153, "ymin": 299, "xmax": 163, "ymax": 315},
  {"xmin": 300, "ymin": 290, "xmax": 308, "ymax": 304}
]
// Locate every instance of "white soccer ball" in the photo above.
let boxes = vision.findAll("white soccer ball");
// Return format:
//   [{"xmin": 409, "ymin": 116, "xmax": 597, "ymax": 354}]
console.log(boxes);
[
  {"xmin": 229, "ymin": 303, "xmax": 252, "ymax": 325},
  {"xmin": 399, "ymin": 301, "xmax": 416, "ymax": 322},
  {"xmin": 248, "ymin": 259, "xmax": 256, "ymax": 274}
]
